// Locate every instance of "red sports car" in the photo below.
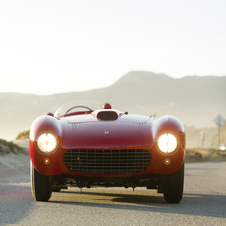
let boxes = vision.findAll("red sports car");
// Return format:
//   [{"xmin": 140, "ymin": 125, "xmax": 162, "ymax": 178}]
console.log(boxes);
[{"xmin": 29, "ymin": 100, "xmax": 185, "ymax": 203}]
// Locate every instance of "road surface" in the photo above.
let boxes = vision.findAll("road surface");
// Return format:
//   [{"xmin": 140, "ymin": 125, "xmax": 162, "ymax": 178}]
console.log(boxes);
[{"xmin": 0, "ymin": 162, "xmax": 226, "ymax": 225}]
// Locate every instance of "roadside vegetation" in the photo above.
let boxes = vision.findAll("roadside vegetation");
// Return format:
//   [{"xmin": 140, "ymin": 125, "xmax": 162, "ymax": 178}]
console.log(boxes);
[
  {"xmin": 0, "ymin": 139, "xmax": 28, "ymax": 155},
  {"xmin": 16, "ymin": 130, "xmax": 30, "ymax": 140},
  {"xmin": 185, "ymin": 147, "xmax": 226, "ymax": 162}
]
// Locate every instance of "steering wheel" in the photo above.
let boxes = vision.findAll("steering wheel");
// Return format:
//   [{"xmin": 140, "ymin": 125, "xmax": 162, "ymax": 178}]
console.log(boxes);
[{"xmin": 65, "ymin": 105, "xmax": 93, "ymax": 115}]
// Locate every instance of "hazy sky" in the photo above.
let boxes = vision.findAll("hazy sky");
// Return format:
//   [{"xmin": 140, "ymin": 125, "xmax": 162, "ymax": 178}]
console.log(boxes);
[{"xmin": 1, "ymin": 0, "xmax": 225, "ymax": 95}]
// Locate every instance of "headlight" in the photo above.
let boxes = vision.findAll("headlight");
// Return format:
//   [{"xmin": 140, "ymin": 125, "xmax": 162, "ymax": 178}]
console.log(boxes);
[
  {"xmin": 157, "ymin": 133, "xmax": 178, "ymax": 154},
  {"xmin": 36, "ymin": 132, "xmax": 58, "ymax": 154}
]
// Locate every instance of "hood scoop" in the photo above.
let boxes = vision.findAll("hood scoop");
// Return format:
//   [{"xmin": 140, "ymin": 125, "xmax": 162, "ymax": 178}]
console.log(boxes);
[{"xmin": 97, "ymin": 111, "xmax": 118, "ymax": 121}]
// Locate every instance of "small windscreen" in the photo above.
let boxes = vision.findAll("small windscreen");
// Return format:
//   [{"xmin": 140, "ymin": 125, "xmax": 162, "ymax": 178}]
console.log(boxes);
[{"xmin": 54, "ymin": 100, "xmax": 101, "ymax": 117}]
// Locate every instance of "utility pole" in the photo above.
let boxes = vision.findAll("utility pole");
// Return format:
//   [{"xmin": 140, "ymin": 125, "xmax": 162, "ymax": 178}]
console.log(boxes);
[
  {"xmin": 213, "ymin": 115, "xmax": 225, "ymax": 150},
  {"xmin": 201, "ymin": 131, "xmax": 205, "ymax": 155}
]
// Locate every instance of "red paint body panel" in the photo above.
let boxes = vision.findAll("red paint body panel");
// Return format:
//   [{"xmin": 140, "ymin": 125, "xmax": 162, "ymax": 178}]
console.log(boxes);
[{"xmin": 30, "ymin": 105, "xmax": 185, "ymax": 177}]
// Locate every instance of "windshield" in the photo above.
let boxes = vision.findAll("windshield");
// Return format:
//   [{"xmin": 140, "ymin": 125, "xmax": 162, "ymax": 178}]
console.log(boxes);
[{"xmin": 54, "ymin": 100, "xmax": 101, "ymax": 117}]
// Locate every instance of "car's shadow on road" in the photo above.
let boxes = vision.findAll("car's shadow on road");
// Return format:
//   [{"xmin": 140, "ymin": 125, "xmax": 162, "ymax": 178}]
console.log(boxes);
[{"xmin": 50, "ymin": 189, "xmax": 226, "ymax": 218}]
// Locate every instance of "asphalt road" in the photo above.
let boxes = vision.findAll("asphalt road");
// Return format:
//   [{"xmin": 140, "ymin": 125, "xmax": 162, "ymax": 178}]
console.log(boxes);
[{"xmin": 0, "ymin": 162, "xmax": 226, "ymax": 226}]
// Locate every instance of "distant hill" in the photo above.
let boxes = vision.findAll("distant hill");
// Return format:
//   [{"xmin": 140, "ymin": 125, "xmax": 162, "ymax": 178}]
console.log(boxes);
[{"xmin": 0, "ymin": 71, "xmax": 225, "ymax": 141}]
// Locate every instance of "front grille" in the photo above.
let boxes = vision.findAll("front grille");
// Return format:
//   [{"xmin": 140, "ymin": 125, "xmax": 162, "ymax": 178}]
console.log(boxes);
[{"xmin": 63, "ymin": 149, "xmax": 152, "ymax": 174}]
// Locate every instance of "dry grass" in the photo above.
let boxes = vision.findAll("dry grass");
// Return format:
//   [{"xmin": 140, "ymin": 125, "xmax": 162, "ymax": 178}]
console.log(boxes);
[
  {"xmin": 16, "ymin": 130, "xmax": 30, "ymax": 140},
  {"xmin": 185, "ymin": 147, "xmax": 226, "ymax": 162},
  {"xmin": 0, "ymin": 139, "xmax": 28, "ymax": 155}
]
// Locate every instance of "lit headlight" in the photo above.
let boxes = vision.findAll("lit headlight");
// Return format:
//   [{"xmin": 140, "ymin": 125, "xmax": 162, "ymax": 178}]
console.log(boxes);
[
  {"xmin": 157, "ymin": 133, "xmax": 178, "ymax": 154},
  {"xmin": 36, "ymin": 132, "xmax": 58, "ymax": 154}
]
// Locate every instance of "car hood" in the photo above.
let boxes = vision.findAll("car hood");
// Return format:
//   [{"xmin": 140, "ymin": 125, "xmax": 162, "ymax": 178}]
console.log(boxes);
[{"xmin": 60, "ymin": 113, "xmax": 154, "ymax": 149}]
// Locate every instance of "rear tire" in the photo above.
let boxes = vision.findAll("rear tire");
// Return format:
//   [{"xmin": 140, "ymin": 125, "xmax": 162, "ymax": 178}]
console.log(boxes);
[
  {"xmin": 163, "ymin": 163, "xmax": 184, "ymax": 203},
  {"xmin": 31, "ymin": 161, "xmax": 52, "ymax": 201}
]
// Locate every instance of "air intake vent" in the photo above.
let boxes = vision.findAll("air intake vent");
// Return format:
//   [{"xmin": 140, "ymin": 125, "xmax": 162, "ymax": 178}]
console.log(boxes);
[
  {"xmin": 63, "ymin": 149, "xmax": 152, "ymax": 174},
  {"xmin": 97, "ymin": 111, "xmax": 118, "ymax": 120}
]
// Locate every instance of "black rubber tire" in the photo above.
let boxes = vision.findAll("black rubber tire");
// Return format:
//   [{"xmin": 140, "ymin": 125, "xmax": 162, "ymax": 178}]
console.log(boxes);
[
  {"xmin": 31, "ymin": 161, "xmax": 52, "ymax": 201},
  {"xmin": 163, "ymin": 163, "xmax": 184, "ymax": 203}
]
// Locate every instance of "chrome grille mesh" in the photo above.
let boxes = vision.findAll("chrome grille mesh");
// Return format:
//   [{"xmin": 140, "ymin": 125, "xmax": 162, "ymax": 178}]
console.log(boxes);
[{"xmin": 63, "ymin": 149, "xmax": 152, "ymax": 174}]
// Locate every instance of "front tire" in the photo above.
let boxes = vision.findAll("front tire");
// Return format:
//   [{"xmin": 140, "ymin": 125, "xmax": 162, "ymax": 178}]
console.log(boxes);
[
  {"xmin": 163, "ymin": 163, "xmax": 184, "ymax": 203},
  {"xmin": 30, "ymin": 161, "xmax": 52, "ymax": 201}
]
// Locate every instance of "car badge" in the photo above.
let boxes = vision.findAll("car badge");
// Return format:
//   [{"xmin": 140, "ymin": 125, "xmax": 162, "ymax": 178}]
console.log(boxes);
[{"xmin": 105, "ymin": 131, "xmax": 109, "ymax": 135}]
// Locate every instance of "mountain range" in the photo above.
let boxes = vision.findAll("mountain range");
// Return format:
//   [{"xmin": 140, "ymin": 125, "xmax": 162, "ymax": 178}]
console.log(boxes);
[{"xmin": 0, "ymin": 71, "xmax": 225, "ymax": 141}]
